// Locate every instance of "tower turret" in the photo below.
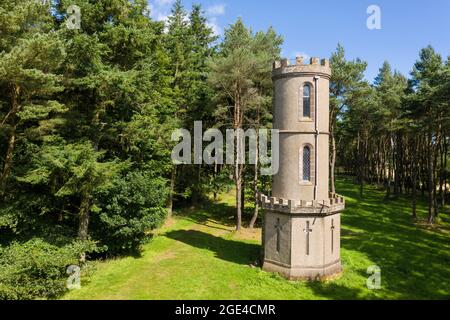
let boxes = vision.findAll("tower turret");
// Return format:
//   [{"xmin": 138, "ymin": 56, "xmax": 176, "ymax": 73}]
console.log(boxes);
[{"xmin": 259, "ymin": 55, "xmax": 345, "ymax": 280}]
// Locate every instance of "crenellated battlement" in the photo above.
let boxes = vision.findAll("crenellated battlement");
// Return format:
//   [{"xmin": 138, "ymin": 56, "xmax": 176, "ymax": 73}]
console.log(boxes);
[
  {"xmin": 272, "ymin": 56, "xmax": 331, "ymax": 79},
  {"xmin": 258, "ymin": 192, "xmax": 345, "ymax": 216}
]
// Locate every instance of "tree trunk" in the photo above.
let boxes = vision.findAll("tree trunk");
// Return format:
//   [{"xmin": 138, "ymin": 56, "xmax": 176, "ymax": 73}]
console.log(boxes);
[
  {"xmin": 250, "ymin": 130, "xmax": 260, "ymax": 229},
  {"xmin": 235, "ymin": 163, "xmax": 243, "ymax": 231},
  {"xmin": 78, "ymin": 191, "xmax": 92, "ymax": 263},
  {"xmin": 386, "ymin": 136, "xmax": 394, "ymax": 199},
  {"xmin": 433, "ymin": 146, "xmax": 439, "ymax": 218},
  {"xmin": 167, "ymin": 166, "xmax": 177, "ymax": 218},
  {"xmin": 427, "ymin": 132, "xmax": 435, "ymax": 224},
  {"xmin": 242, "ymin": 173, "xmax": 246, "ymax": 212},
  {"xmin": 233, "ymin": 87, "xmax": 244, "ymax": 231},
  {"xmin": 330, "ymin": 115, "xmax": 337, "ymax": 194},
  {"xmin": 380, "ymin": 139, "xmax": 386, "ymax": 187},
  {"xmin": 376, "ymin": 142, "xmax": 381, "ymax": 185},
  {"xmin": 439, "ymin": 131, "xmax": 447, "ymax": 209},
  {"xmin": 443, "ymin": 135, "xmax": 448, "ymax": 208},
  {"xmin": 412, "ymin": 137, "xmax": 417, "ymax": 219},
  {"xmin": 0, "ymin": 85, "xmax": 20, "ymax": 198},
  {"xmin": 394, "ymin": 133, "xmax": 400, "ymax": 197},
  {"xmin": 213, "ymin": 161, "xmax": 218, "ymax": 202},
  {"xmin": 191, "ymin": 165, "xmax": 201, "ymax": 206},
  {"xmin": 357, "ymin": 132, "xmax": 364, "ymax": 197},
  {"xmin": 0, "ymin": 126, "xmax": 16, "ymax": 198}
]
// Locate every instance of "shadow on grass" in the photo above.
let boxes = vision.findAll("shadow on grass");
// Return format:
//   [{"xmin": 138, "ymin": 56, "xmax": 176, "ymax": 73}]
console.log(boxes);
[
  {"xmin": 165, "ymin": 230, "xmax": 260, "ymax": 266},
  {"xmin": 173, "ymin": 177, "xmax": 450, "ymax": 299},
  {"xmin": 176, "ymin": 201, "xmax": 236, "ymax": 227},
  {"xmin": 176, "ymin": 202, "xmax": 261, "ymax": 232},
  {"xmin": 326, "ymin": 177, "xmax": 450, "ymax": 300},
  {"xmin": 305, "ymin": 281, "xmax": 366, "ymax": 300}
]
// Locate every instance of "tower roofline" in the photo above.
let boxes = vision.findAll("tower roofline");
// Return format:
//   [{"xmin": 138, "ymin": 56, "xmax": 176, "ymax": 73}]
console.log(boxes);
[{"xmin": 272, "ymin": 56, "xmax": 331, "ymax": 80}]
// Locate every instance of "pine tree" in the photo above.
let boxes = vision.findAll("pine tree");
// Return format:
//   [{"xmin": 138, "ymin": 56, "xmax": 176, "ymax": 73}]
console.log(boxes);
[
  {"xmin": 247, "ymin": 27, "xmax": 282, "ymax": 229},
  {"xmin": 410, "ymin": 46, "xmax": 444, "ymax": 224},
  {"xmin": 0, "ymin": 0, "xmax": 66, "ymax": 199},
  {"xmin": 329, "ymin": 44, "xmax": 367, "ymax": 194},
  {"xmin": 165, "ymin": 2, "xmax": 217, "ymax": 209},
  {"xmin": 208, "ymin": 19, "xmax": 282, "ymax": 230}
]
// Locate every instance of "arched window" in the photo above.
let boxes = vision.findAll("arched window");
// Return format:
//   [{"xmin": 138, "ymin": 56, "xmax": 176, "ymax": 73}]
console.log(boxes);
[
  {"xmin": 302, "ymin": 146, "xmax": 311, "ymax": 182},
  {"xmin": 303, "ymin": 84, "xmax": 311, "ymax": 118}
]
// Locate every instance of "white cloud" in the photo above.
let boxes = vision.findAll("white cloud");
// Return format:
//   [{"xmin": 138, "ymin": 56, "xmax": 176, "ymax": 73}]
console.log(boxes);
[
  {"xmin": 205, "ymin": 4, "xmax": 226, "ymax": 36},
  {"xmin": 157, "ymin": 14, "xmax": 169, "ymax": 23},
  {"xmin": 206, "ymin": 17, "xmax": 222, "ymax": 36},
  {"xmin": 148, "ymin": 1, "xmax": 225, "ymax": 36},
  {"xmin": 148, "ymin": 0, "xmax": 173, "ymax": 22},
  {"xmin": 206, "ymin": 4, "xmax": 226, "ymax": 16},
  {"xmin": 155, "ymin": 0, "xmax": 175, "ymax": 6}
]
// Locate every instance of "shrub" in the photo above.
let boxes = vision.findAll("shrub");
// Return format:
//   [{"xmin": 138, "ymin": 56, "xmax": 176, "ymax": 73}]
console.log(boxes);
[
  {"xmin": 92, "ymin": 171, "xmax": 168, "ymax": 255},
  {"xmin": 0, "ymin": 239, "xmax": 95, "ymax": 300}
]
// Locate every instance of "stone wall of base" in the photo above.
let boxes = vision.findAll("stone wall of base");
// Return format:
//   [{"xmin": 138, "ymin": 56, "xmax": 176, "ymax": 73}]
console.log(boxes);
[
  {"xmin": 263, "ymin": 259, "xmax": 342, "ymax": 281},
  {"xmin": 262, "ymin": 207, "xmax": 343, "ymax": 282}
]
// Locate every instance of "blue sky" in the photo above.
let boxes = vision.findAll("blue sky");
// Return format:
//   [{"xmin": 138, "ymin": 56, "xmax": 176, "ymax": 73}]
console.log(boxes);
[{"xmin": 148, "ymin": 0, "xmax": 450, "ymax": 82}]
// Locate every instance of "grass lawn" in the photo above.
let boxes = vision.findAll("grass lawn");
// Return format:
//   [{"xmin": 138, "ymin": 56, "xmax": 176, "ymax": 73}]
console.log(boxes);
[{"xmin": 63, "ymin": 178, "xmax": 450, "ymax": 300}]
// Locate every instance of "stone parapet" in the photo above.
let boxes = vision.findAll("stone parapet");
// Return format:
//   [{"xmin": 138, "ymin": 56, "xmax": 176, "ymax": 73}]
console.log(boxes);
[
  {"xmin": 272, "ymin": 56, "xmax": 331, "ymax": 80},
  {"xmin": 258, "ymin": 192, "xmax": 345, "ymax": 215}
]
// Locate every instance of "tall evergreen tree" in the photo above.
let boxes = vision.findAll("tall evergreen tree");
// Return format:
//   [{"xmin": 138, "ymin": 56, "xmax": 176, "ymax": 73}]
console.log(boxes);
[
  {"xmin": 410, "ymin": 46, "xmax": 445, "ymax": 223},
  {"xmin": 208, "ymin": 18, "xmax": 282, "ymax": 230},
  {"xmin": 0, "ymin": 1, "xmax": 66, "ymax": 199},
  {"xmin": 329, "ymin": 44, "xmax": 367, "ymax": 193}
]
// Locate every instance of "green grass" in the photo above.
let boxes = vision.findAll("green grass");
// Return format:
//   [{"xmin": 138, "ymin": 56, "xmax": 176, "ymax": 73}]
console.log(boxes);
[{"xmin": 63, "ymin": 178, "xmax": 450, "ymax": 300}]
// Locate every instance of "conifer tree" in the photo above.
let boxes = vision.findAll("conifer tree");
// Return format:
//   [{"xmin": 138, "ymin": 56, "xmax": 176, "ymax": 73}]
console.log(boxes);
[{"xmin": 208, "ymin": 19, "xmax": 282, "ymax": 230}]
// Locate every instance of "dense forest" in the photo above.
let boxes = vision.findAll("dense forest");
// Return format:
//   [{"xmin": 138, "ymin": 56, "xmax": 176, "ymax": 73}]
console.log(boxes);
[
  {"xmin": 331, "ymin": 45, "xmax": 450, "ymax": 223},
  {"xmin": 0, "ymin": 0, "xmax": 448, "ymax": 299}
]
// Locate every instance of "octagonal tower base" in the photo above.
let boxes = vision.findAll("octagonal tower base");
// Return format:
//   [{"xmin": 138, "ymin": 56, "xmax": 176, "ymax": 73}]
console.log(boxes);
[{"xmin": 259, "ymin": 193, "xmax": 344, "ymax": 280}]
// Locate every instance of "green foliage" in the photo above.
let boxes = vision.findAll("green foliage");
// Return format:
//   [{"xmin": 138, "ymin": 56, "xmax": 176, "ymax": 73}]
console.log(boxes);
[
  {"xmin": 63, "ymin": 180, "xmax": 450, "ymax": 300},
  {"xmin": 0, "ymin": 1, "xmax": 176, "ymax": 300},
  {"xmin": 92, "ymin": 171, "xmax": 168, "ymax": 254},
  {"xmin": 207, "ymin": 18, "xmax": 282, "ymax": 228},
  {"xmin": 1, "ymin": 0, "xmax": 446, "ymax": 302},
  {"xmin": 335, "ymin": 44, "xmax": 449, "ymax": 225},
  {"xmin": 0, "ymin": 238, "xmax": 95, "ymax": 300}
]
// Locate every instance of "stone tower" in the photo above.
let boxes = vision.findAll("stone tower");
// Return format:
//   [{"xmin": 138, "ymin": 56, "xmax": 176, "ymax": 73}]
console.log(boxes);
[{"xmin": 259, "ymin": 56, "xmax": 345, "ymax": 280}]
